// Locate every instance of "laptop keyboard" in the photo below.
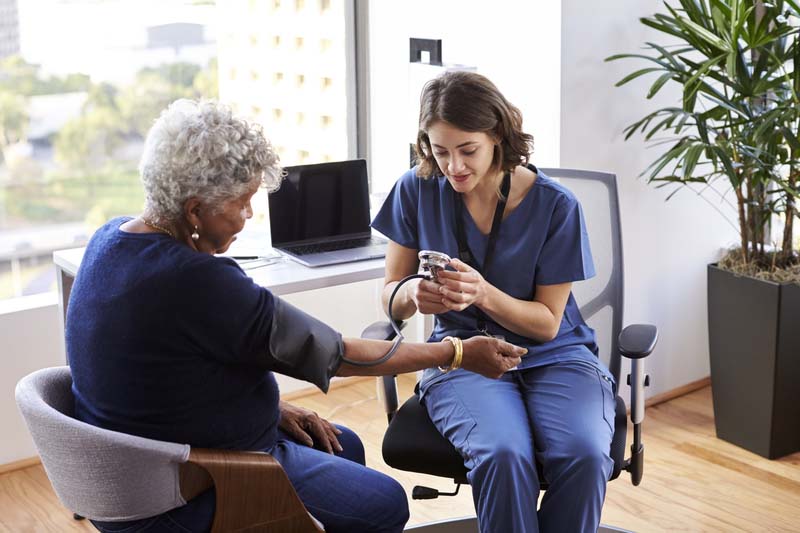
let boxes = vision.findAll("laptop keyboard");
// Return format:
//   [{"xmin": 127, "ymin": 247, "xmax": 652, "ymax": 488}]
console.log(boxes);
[{"xmin": 287, "ymin": 236, "xmax": 387, "ymax": 256}]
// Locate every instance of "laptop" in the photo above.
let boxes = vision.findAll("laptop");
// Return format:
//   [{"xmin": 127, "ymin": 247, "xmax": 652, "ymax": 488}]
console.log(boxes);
[{"xmin": 268, "ymin": 159, "xmax": 388, "ymax": 267}]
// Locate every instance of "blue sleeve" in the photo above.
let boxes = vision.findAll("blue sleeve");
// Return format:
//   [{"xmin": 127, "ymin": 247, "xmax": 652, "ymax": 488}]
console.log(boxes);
[
  {"xmin": 177, "ymin": 257, "xmax": 343, "ymax": 391},
  {"xmin": 178, "ymin": 256, "xmax": 277, "ymax": 366},
  {"xmin": 535, "ymin": 194, "xmax": 595, "ymax": 285},
  {"xmin": 371, "ymin": 169, "xmax": 420, "ymax": 248}
]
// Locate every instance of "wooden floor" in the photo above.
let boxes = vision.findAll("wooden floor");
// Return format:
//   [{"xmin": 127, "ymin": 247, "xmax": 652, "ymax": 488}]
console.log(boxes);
[{"xmin": 2, "ymin": 376, "xmax": 800, "ymax": 532}]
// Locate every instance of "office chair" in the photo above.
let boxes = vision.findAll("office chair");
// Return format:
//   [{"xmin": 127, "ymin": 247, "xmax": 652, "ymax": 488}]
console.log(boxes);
[
  {"xmin": 363, "ymin": 168, "xmax": 658, "ymax": 532},
  {"xmin": 15, "ymin": 366, "xmax": 324, "ymax": 533}
]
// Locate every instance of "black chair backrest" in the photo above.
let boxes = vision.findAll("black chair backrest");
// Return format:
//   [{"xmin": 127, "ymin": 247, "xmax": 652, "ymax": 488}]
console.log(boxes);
[{"xmin": 539, "ymin": 168, "xmax": 624, "ymax": 383}]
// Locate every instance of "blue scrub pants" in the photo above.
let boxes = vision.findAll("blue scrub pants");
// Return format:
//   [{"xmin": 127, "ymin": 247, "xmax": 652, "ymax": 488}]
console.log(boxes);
[
  {"xmin": 421, "ymin": 360, "xmax": 616, "ymax": 533},
  {"xmin": 91, "ymin": 425, "xmax": 408, "ymax": 533}
]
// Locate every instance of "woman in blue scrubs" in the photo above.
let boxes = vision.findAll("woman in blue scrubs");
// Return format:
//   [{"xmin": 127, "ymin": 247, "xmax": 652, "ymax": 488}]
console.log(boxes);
[{"xmin": 372, "ymin": 71, "xmax": 616, "ymax": 533}]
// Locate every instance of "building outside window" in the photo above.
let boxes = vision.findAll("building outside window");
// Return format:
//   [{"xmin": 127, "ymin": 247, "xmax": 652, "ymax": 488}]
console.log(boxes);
[{"xmin": 217, "ymin": 0, "xmax": 354, "ymax": 240}]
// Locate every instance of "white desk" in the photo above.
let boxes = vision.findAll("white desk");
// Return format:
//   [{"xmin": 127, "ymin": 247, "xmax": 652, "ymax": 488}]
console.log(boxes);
[{"xmin": 53, "ymin": 247, "xmax": 386, "ymax": 323}]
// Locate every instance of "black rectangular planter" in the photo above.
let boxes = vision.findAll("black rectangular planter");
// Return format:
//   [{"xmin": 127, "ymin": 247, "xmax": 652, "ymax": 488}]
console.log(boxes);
[{"xmin": 708, "ymin": 264, "xmax": 800, "ymax": 459}]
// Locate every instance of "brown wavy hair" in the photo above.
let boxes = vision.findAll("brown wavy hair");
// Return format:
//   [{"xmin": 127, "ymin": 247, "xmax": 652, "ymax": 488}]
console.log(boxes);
[{"xmin": 414, "ymin": 71, "xmax": 534, "ymax": 179}]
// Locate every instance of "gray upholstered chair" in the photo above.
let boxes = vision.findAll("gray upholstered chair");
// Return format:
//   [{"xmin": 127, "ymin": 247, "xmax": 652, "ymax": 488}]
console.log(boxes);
[
  {"xmin": 364, "ymin": 168, "xmax": 658, "ymax": 532},
  {"xmin": 15, "ymin": 366, "xmax": 324, "ymax": 533}
]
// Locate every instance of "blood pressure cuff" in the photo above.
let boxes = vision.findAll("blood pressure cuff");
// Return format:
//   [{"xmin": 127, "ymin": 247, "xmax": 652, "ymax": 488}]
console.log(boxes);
[{"xmin": 267, "ymin": 297, "xmax": 344, "ymax": 393}]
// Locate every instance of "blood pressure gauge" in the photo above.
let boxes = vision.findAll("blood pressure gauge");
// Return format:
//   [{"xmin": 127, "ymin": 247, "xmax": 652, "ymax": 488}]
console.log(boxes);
[{"xmin": 418, "ymin": 250, "xmax": 451, "ymax": 282}]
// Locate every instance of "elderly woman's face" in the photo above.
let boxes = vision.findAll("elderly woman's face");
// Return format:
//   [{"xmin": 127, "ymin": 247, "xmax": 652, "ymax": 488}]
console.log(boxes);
[{"xmin": 197, "ymin": 180, "xmax": 259, "ymax": 254}]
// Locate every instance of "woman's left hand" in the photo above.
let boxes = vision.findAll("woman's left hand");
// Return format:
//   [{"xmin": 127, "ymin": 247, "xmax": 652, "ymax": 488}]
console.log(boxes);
[
  {"xmin": 279, "ymin": 401, "xmax": 343, "ymax": 454},
  {"xmin": 435, "ymin": 258, "xmax": 489, "ymax": 311}
]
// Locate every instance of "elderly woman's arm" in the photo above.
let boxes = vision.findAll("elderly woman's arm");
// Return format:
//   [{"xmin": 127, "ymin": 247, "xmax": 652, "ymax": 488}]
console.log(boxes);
[{"xmin": 336, "ymin": 336, "xmax": 525, "ymax": 378}]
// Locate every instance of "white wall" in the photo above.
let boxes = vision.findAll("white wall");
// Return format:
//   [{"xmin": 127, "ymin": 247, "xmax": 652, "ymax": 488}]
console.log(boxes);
[
  {"xmin": 560, "ymin": 0, "xmax": 740, "ymax": 398},
  {"xmin": 367, "ymin": 0, "xmax": 561, "ymax": 193},
  {"xmin": 0, "ymin": 295, "xmax": 66, "ymax": 465}
]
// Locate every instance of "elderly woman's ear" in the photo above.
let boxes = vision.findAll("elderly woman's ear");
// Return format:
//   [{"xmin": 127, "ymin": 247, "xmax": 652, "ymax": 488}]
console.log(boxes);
[{"xmin": 183, "ymin": 197, "xmax": 203, "ymax": 228}]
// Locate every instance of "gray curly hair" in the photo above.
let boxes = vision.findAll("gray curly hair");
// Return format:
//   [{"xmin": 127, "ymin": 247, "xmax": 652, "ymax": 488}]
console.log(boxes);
[{"xmin": 139, "ymin": 99, "xmax": 282, "ymax": 221}]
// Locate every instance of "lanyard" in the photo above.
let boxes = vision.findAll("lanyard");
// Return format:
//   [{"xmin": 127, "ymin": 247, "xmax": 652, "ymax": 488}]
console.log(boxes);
[{"xmin": 452, "ymin": 170, "xmax": 511, "ymax": 334}]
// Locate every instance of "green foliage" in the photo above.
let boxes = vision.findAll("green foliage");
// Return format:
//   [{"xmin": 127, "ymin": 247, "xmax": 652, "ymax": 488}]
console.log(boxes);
[
  {"xmin": 0, "ymin": 90, "xmax": 28, "ymax": 149},
  {"xmin": 54, "ymin": 107, "xmax": 126, "ymax": 172},
  {"xmin": 608, "ymin": 0, "xmax": 800, "ymax": 270},
  {"xmin": 0, "ymin": 56, "xmax": 91, "ymax": 96},
  {"xmin": 4, "ymin": 165, "xmax": 143, "ymax": 224},
  {"xmin": 0, "ymin": 55, "xmax": 217, "ymax": 230},
  {"xmin": 139, "ymin": 62, "xmax": 202, "ymax": 89},
  {"xmin": 193, "ymin": 58, "xmax": 219, "ymax": 99}
]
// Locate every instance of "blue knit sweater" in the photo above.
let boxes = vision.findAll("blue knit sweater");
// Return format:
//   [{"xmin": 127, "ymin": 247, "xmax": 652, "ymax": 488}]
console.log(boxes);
[{"xmin": 67, "ymin": 217, "xmax": 280, "ymax": 451}]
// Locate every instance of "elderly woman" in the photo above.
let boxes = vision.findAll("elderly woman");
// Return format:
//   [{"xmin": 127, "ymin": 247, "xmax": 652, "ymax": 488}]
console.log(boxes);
[{"xmin": 66, "ymin": 99, "xmax": 525, "ymax": 533}]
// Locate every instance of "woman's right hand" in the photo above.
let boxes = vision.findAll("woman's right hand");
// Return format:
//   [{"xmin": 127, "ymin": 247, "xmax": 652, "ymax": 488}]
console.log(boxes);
[
  {"xmin": 457, "ymin": 336, "xmax": 527, "ymax": 379},
  {"xmin": 407, "ymin": 277, "xmax": 451, "ymax": 315}
]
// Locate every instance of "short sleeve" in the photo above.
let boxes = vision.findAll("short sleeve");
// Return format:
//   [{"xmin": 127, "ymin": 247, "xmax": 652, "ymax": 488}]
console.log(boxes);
[
  {"xmin": 535, "ymin": 194, "xmax": 595, "ymax": 285},
  {"xmin": 371, "ymin": 169, "xmax": 420, "ymax": 248}
]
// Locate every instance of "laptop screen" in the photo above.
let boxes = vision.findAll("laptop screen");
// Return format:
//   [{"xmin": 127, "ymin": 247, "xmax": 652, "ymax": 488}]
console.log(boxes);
[{"xmin": 269, "ymin": 159, "xmax": 371, "ymax": 247}]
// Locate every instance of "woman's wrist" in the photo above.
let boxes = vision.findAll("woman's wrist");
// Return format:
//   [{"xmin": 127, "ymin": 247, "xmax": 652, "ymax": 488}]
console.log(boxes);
[
  {"xmin": 475, "ymin": 278, "xmax": 493, "ymax": 309},
  {"xmin": 385, "ymin": 281, "xmax": 413, "ymax": 319}
]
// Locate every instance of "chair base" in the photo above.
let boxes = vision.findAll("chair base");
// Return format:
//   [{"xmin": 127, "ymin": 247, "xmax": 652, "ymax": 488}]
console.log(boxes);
[{"xmin": 404, "ymin": 516, "xmax": 634, "ymax": 533}]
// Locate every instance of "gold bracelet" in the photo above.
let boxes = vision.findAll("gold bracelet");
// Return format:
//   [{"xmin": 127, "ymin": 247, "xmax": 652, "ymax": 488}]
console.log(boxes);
[
  {"xmin": 438, "ymin": 336, "xmax": 463, "ymax": 373},
  {"xmin": 451, "ymin": 337, "xmax": 463, "ymax": 370}
]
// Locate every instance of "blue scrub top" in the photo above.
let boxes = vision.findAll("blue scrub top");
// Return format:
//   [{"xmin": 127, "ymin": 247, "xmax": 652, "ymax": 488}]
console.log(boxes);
[{"xmin": 372, "ymin": 166, "xmax": 601, "ymax": 388}]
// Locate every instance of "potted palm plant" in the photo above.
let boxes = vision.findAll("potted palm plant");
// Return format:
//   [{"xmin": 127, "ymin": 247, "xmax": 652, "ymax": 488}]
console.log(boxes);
[{"xmin": 608, "ymin": 0, "xmax": 800, "ymax": 459}]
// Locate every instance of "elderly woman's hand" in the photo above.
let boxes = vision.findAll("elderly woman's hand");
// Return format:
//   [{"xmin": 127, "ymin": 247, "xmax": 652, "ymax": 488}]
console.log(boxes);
[
  {"xmin": 458, "ymin": 336, "xmax": 527, "ymax": 379},
  {"xmin": 279, "ymin": 401, "xmax": 343, "ymax": 454},
  {"xmin": 435, "ymin": 259, "xmax": 489, "ymax": 311}
]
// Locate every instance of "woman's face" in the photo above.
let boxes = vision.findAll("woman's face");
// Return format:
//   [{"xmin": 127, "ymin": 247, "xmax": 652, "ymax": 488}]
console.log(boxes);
[
  {"xmin": 196, "ymin": 180, "xmax": 259, "ymax": 254},
  {"xmin": 426, "ymin": 120, "xmax": 497, "ymax": 194}
]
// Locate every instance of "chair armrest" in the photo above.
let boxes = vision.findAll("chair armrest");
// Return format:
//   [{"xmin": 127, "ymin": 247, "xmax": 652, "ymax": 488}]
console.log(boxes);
[
  {"xmin": 618, "ymin": 324, "xmax": 657, "ymax": 486},
  {"xmin": 618, "ymin": 324, "xmax": 658, "ymax": 359},
  {"xmin": 182, "ymin": 449, "xmax": 323, "ymax": 533},
  {"xmin": 360, "ymin": 320, "xmax": 405, "ymax": 341},
  {"xmin": 619, "ymin": 323, "xmax": 657, "ymax": 426},
  {"xmin": 360, "ymin": 320, "xmax": 406, "ymax": 421}
]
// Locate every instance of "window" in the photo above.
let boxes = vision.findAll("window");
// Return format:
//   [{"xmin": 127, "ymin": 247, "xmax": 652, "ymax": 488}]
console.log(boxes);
[
  {"xmin": 2, "ymin": 0, "xmax": 357, "ymax": 303},
  {"xmin": 1, "ymin": 1, "xmax": 219, "ymax": 301},
  {"xmin": 218, "ymin": 0, "xmax": 355, "ymax": 227}
]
